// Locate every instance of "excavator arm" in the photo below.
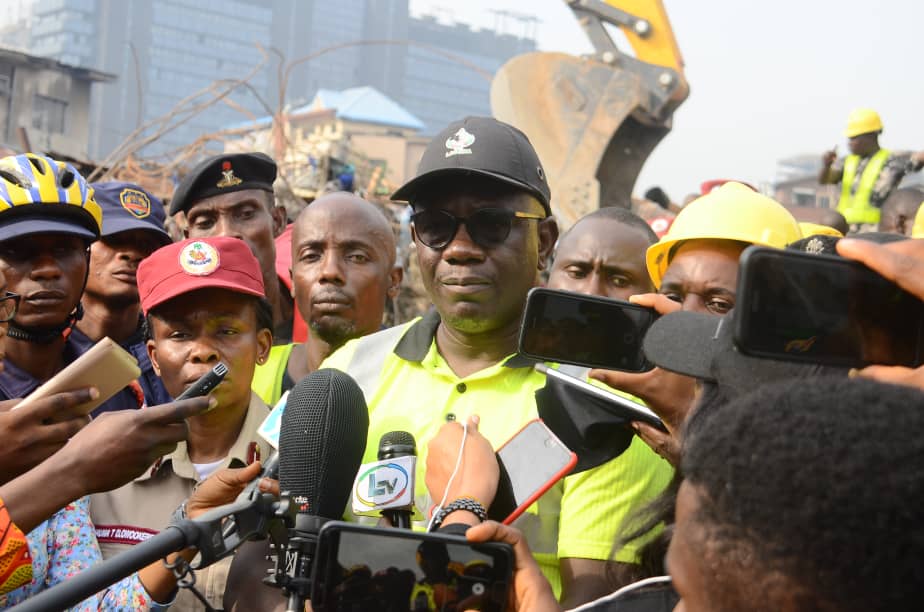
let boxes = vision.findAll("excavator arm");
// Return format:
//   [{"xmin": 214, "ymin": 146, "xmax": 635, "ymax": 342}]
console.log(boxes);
[{"xmin": 491, "ymin": 0, "xmax": 688, "ymax": 226}]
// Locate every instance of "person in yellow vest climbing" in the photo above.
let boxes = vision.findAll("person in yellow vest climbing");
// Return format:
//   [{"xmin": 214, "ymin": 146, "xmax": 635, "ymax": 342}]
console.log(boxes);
[{"xmin": 818, "ymin": 108, "xmax": 924, "ymax": 233}]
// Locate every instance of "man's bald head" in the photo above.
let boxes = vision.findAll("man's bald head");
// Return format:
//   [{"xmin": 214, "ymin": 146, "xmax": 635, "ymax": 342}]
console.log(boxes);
[
  {"xmin": 290, "ymin": 192, "xmax": 401, "ymax": 347},
  {"xmin": 879, "ymin": 187, "xmax": 924, "ymax": 236},
  {"xmin": 294, "ymin": 192, "xmax": 396, "ymax": 267}
]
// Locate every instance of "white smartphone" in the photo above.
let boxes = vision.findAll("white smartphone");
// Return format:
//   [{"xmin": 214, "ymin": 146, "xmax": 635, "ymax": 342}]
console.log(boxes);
[
  {"xmin": 535, "ymin": 364, "xmax": 666, "ymax": 431},
  {"xmin": 13, "ymin": 337, "xmax": 141, "ymax": 416},
  {"xmin": 488, "ymin": 419, "xmax": 578, "ymax": 525}
]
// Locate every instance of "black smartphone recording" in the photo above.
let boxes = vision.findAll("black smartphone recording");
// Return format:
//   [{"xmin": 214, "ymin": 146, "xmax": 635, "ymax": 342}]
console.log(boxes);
[
  {"xmin": 310, "ymin": 522, "xmax": 513, "ymax": 612},
  {"xmin": 734, "ymin": 246, "xmax": 924, "ymax": 368},
  {"xmin": 518, "ymin": 288, "xmax": 657, "ymax": 372}
]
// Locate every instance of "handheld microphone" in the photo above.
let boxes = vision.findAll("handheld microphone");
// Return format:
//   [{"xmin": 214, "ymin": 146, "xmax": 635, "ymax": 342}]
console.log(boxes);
[
  {"xmin": 175, "ymin": 363, "xmax": 228, "ymax": 400},
  {"xmin": 278, "ymin": 368, "xmax": 369, "ymax": 612},
  {"xmin": 351, "ymin": 431, "xmax": 417, "ymax": 528}
]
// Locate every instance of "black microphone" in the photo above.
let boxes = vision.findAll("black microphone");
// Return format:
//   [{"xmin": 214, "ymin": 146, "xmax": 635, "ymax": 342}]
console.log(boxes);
[
  {"xmin": 278, "ymin": 368, "xmax": 369, "ymax": 612},
  {"xmin": 175, "ymin": 362, "xmax": 228, "ymax": 400},
  {"xmin": 378, "ymin": 431, "xmax": 417, "ymax": 529}
]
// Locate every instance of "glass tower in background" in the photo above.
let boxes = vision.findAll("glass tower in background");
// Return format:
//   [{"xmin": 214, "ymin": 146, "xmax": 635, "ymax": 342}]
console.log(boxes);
[{"xmin": 15, "ymin": 0, "xmax": 535, "ymax": 158}]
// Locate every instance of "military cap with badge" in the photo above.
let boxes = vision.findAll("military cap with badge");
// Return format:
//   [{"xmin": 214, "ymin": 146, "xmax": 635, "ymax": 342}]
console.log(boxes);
[{"xmin": 169, "ymin": 152, "xmax": 277, "ymax": 216}]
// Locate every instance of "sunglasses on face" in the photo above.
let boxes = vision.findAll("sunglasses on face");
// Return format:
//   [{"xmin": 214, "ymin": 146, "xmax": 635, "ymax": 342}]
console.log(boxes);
[
  {"xmin": 411, "ymin": 208, "xmax": 545, "ymax": 250},
  {"xmin": 0, "ymin": 292, "xmax": 19, "ymax": 323}
]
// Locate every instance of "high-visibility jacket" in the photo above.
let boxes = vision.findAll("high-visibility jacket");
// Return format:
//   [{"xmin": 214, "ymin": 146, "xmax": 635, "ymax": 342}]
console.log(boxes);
[
  {"xmin": 251, "ymin": 343, "xmax": 296, "ymax": 406},
  {"xmin": 320, "ymin": 311, "xmax": 674, "ymax": 598},
  {"xmin": 837, "ymin": 148, "xmax": 890, "ymax": 225}
]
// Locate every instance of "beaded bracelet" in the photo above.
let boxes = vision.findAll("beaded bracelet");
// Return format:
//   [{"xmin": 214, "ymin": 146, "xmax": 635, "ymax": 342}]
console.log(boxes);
[{"xmin": 428, "ymin": 497, "xmax": 487, "ymax": 532}]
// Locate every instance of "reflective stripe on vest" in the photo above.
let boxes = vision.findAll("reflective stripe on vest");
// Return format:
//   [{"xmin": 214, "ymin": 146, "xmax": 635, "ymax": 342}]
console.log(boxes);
[
  {"xmin": 345, "ymin": 323, "xmax": 411, "ymax": 399},
  {"xmin": 837, "ymin": 148, "xmax": 890, "ymax": 225}
]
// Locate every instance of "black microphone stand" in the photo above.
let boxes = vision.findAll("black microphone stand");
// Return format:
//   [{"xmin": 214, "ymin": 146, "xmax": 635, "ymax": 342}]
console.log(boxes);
[
  {"xmin": 384, "ymin": 506, "xmax": 413, "ymax": 529},
  {"xmin": 11, "ymin": 492, "xmax": 294, "ymax": 612},
  {"xmin": 277, "ymin": 514, "xmax": 328, "ymax": 612}
]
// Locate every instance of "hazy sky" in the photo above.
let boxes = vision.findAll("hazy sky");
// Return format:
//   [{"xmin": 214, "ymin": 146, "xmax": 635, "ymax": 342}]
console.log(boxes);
[{"xmin": 411, "ymin": 0, "xmax": 923, "ymax": 199}]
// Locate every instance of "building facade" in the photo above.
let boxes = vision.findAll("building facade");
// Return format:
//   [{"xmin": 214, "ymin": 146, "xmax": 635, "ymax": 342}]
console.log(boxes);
[
  {"xmin": 0, "ymin": 45, "xmax": 113, "ymax": 159},
  {"xmin": 402, "ymin": 15, "xmax": 535, "ymax": 134},
  {"xmin": 16, "ymin": 0, "xmax": 535, "ymax": 159},
  {"xmin": 27, "ymin": 0, "xmax": 274, "ymax": 158}
]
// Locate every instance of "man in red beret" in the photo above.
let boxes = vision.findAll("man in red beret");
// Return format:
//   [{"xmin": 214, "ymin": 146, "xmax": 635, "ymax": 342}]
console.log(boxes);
[{"xmin": 90, "ymin": 236, "xmax": 274, "ymax": 612}]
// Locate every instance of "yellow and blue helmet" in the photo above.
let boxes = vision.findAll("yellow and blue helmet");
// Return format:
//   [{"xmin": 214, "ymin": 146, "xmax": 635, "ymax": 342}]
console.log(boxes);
[{"xmin": 0, "ymin": 153, "xmax": 101, "ymax": 242}]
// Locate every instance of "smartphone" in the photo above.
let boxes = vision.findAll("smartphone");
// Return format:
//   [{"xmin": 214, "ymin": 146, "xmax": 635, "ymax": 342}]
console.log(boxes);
[
  {"xmin": 519, "ymin": 288, "xmax": 658, "ymax": 372},
  {"xmin": 487, "ymin": 419, "xmax": 577, "ymax": 525},
  {"xmin": 735, "ymin": 246, "xmax": 924, "ymax": 368},
  {"xmin": 310, "ymin": 522, "xmax": 513, "ymax": 612},
  {"xmin": 14, "ymin": 337, "xmax": 140, "ymax": 416},
  {"xmin": 535, "ymin": 363, "xmax": 667, "ymax": 432}
]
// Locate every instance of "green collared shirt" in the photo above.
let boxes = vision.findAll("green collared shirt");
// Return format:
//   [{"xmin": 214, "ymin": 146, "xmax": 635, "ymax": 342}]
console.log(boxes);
[{"xmin": 322, "ymin": 311, "xmax": 673, "ymax": 598}]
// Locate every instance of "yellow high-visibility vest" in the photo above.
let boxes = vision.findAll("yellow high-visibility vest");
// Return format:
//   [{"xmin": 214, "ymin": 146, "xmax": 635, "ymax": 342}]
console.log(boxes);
[{"xmin": 837, "ymin": 148, "xmax": 890, "ymax": 225}]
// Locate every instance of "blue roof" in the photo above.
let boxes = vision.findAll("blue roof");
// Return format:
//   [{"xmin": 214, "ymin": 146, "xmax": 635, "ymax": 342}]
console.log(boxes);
[
  {"xmin": 224, "ymin": 86, "xmax": 425, "ymax": 132},
  {"xmin": 311, "ymin": 87, "xmax": 425, "ymax": 131}
]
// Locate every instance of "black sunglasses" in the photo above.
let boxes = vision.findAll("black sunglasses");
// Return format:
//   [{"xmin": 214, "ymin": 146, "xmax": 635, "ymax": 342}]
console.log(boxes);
[
  {"xmin": 0, "ymin": 292, "xmax": 19, "ymax": 323},
  {"xmin": 411, "ymin": 208, "xmax": 545, "ymax": 250}
]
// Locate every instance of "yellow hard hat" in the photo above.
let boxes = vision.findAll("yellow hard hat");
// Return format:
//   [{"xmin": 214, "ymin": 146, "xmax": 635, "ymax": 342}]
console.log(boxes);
[
  {"xmin": 798, "ymin": 222, "xmax": 843, "ymax": 239},
  {"xmin": 911, "ymin": 202, "xmax": 924, "ymax": 239},
  {"xmin": 646, "ymin": 182, "xmax": 802, "ymax": 287},
  {"xmin": 844, "ymin": 108, "xmax": 883, "ymax": 138}
]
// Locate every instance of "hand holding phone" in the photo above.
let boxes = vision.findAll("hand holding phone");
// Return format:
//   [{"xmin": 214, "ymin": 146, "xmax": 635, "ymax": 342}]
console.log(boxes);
[
  {"xmin": 311, "ymin": 522, "xmax": 513, "ymax": 612},
  {"xmin": 519, "ymin": 288, "xmax": 658, "ymax": 372},
  {"xmin": 13, "ymin": 338, "xmax": 140, "ymax": 415},
  {"xmin": 426, "ymin": 417, "xmax": 576, "ymax": 526},
  {"xmin": 836, "ymin": 237, "xmax": 924, "ymax": 390},
  {"xmin": 488, "ymin": 419, "xmax": 577, "ymax": 524},
  {"xmin": 735, "ymin": 246, "xmax": 924, "ymax": 368},
  {"xmin": 426, "ymin": 416, "xmax": 500, "ymax": 522},
  {"xmin": 463, "ymin": 521, "xmax": 561, "ymax": 611}
]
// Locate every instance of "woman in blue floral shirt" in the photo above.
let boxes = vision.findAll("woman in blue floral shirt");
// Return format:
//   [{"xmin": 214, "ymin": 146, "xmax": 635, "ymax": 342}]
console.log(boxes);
[
  {"xmin": 0, "ymin": 461, "xmax": 266, "ymax": 610},
  {"xmin": 0, "ymin": 497, "xmax": 166, "ymax": 611}
]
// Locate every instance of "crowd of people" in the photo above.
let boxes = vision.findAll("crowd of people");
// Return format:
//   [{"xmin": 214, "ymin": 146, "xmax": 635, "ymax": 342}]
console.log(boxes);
[{"xmin": 0, "ymin": 103, "xmax": 921, "ymax": 612}]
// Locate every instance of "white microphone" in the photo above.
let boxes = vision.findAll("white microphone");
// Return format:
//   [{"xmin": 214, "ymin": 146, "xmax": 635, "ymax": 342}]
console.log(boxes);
[{"xmin": 351, "ymin": 431, "xmax": 420, "ymax": 527}]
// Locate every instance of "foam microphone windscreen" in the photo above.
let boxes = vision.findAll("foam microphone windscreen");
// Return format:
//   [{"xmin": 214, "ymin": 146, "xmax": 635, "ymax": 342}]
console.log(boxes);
[{"xmin": 279, "ymin": 368, "xmax": 369, "ymax": 519}]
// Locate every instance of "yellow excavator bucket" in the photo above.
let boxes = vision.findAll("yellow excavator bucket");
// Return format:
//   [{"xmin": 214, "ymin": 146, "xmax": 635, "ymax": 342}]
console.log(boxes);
[{"xmin": 491, "ymin": 0, "xmax": 688, "ymax": 227}]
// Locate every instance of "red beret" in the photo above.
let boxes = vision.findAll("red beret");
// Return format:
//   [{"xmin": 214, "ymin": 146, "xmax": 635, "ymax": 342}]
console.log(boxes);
[{"xmin": 138, "ymin": 236, "xmax": 265, "ymax": 315}]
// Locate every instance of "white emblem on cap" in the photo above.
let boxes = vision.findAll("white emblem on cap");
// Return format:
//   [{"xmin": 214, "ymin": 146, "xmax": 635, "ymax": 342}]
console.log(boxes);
[
  {"xmin": 445, "ymin": 128, "xmax": 475, "ymax": 158},
  {"xmin": 805, "ymin": 238, "xmax": 825, "ymax": 255},
  {"xmin": 179, "ymin": 241, "xmax": 220, "ymax": 276}
]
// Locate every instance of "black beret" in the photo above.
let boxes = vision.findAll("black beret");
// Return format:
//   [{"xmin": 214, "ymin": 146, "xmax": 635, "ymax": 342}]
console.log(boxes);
[{"xmin": 170, "ymin": 152, "xmax": 277, "ymax": 215}]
